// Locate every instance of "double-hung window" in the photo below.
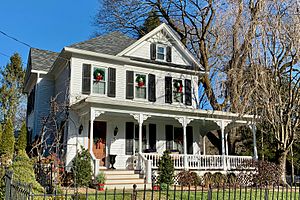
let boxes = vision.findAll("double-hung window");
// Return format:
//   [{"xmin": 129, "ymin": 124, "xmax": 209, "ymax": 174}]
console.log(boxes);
[
  {"xmin": 173, "ymin": 79, "xmax": 183, "ymax": 103},
  {"xmin": 156, "ymin": 45, "xmax": 166, "ymax": 61},
  {"xmin": 93, "ymin": 67, "xmax": 106, "ymax": 94},
  {"xmin": 135, "ymin": 73, "xmax": 147, "ymax": 99}
]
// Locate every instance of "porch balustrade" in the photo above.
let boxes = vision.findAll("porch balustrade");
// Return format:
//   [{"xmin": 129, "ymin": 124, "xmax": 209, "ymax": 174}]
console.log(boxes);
[{"xmin": 141, "ymin": 153, "xmax": 253, "ymax": 170}]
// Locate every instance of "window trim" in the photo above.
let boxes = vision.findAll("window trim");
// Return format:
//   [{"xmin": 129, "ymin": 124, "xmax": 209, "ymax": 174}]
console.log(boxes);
[
  {"xmin": 91, "ymin": 66, "xmax": 108, "ymax": 96},
  {"xmin": 134, "ymin": 72, "xmax": 148, "ymax": 100},
  {"xmin": 156, "ymin": 44, "xmax": 166, "ymax": 61}
]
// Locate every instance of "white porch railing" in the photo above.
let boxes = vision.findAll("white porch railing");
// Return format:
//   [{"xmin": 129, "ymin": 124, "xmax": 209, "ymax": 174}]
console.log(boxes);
[
  {"xmin": 141, "ymin": 153, "xmax": 253, "ymax": 170},
  {"xmin": 138, "ymin": 153, "xmax": 152, "ymax": 184}
]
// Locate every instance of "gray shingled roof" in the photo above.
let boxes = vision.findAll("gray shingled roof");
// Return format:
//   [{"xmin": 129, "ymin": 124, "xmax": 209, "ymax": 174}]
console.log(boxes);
[
  {"xmin": 30, "ymin": 48, "xmax": 59, "ymax": 71},
  {"xmin": 68, "ymin": 32, "xmax": 137, "ymax": 55}
]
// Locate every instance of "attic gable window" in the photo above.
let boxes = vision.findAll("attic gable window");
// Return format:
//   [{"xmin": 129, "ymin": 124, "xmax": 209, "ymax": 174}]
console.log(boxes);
[{"xmin": 157, "ymin": 45, "xmax": 166, "ymax": 61}]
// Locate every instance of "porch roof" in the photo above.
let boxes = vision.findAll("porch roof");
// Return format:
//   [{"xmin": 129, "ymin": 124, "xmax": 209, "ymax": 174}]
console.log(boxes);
[{"xmin": 71, "ymin": 96, "xmax": 255, "ymax": 124}]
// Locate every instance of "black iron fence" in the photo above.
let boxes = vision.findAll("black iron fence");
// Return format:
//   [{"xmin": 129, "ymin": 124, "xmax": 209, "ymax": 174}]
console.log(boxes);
[{"xmin": 4, "ymin": 170, "xmax": 300, "ymax": 200}]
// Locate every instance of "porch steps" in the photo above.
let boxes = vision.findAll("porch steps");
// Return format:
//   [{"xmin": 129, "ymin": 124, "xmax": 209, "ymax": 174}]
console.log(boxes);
[{"xmin": 101, "ymin": 170, "xmax": 151, "ymax": 189}]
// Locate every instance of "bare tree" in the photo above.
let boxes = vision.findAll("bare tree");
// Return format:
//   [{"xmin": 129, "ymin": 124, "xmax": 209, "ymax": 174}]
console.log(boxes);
[
  {"xmin": 249, "ymin": 0, "xmax": 300, "ymax": 184},
  {"xmin": 94, "ymin": 0, "xmax": 265, "ymax": 113}
]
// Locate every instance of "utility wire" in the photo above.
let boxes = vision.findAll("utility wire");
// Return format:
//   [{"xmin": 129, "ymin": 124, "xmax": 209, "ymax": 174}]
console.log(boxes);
[
  {"xmin": 0, "ymin": 30, "xmax": 32, "ymax": 48},
  {"xmin": 0, "ymin": 29, "xmax": 70, "ymax": 64}
]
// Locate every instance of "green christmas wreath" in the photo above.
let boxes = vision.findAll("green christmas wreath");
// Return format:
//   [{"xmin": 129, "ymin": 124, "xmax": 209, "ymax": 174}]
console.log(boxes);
[
  {"xmin": 136, "ymin": 74, "xmax": 146, "ymax": 87},
  {"xmin": 93, "ymin": 68, "xmax": 105, "ymax": 81},
  {"xmin": 173, "ymin": 80, "xmax": 183, "ymax": 93}
]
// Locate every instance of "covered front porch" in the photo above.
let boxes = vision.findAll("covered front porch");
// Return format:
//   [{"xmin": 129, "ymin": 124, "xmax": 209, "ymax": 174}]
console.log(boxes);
[{"xmin": 69, "ymin": 101, "xmax": 257, "ymax": 178}]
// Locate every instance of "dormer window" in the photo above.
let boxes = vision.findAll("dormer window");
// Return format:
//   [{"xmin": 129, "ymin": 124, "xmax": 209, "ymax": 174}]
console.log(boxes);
[{"xmin": 157, "ymin": 45, "xmax": 166, "ymax": 61}]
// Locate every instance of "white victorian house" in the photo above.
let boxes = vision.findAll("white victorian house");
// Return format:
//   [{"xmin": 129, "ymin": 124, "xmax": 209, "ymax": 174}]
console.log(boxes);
[{"xmin": 24, "ymin": 24, "xmax": 257, "ymax": 187}]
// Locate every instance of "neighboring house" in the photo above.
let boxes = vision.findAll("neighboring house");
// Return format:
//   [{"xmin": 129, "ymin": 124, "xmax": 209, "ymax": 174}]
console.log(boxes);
[{"xmin": 24, "ymin": 23, "xmax": 257, "ymax": 188}]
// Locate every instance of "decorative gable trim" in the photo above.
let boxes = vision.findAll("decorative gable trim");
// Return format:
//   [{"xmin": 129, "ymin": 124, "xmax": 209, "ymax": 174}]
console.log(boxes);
[{"xmin": 117, "ymin": 23, "xmax": 204, "ymax": 71}]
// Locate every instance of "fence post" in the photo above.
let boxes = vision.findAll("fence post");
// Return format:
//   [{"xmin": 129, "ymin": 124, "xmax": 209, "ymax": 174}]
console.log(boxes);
[
  {"xmin": 28, "ymin": 183, "xmax": 33, "ymax": 200},
  {"xmin": 132, "ymin": 184, "xmax": 137, "ymax": 200},
  {"xmin": 208, "ymin": 184, "xmax": 212, "ymax": 200},
  {"xmin": 5, "ymin": 170, "xmax": 13, "ymax": 200}
]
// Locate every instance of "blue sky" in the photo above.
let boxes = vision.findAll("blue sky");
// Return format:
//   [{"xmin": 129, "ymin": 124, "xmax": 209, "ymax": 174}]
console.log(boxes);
[{"xmin": 0, "ymin": 0, "xmax": 99, "ymax": 68}]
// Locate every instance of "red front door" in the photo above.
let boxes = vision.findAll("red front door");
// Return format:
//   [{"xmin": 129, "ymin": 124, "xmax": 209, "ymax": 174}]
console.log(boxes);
[{"xmin": 93, "ymin": 121, "xmax": 106, "ymax": 166}]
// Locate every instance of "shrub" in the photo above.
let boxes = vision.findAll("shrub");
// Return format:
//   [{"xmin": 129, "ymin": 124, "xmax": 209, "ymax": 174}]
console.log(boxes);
[
  {"xmin": 203, "ymin": 172, "xmax": 213, "ymax": 187},
  {"xmin": 10, "ymin": 150, "xmax": 43, "ymax": 193},
  {"xmin": 213, "ymin": 172, "xmax": 227, "ymax": 186},
  {"xmin": 227, "ymin": 173, "xmax": 237, "ymax": 185},
  {"xmin": 96, "ymin": 171, "xmax": 106, "ymax": 184},
  {"xmin": 0, "ymin": 119, "xmax": 15, "ymax": 161},
  {"xmin": 157, "ymin": 150, "xmax": 174, "ymax": 185},
  {"xmin": 176, "ymin": 171, "xmax": 200, "ymax": 186},
  {"xmin": 160, "ymin": 183, "xmax": 168, "ymax": 191},
  {"xmin": 15, "ymin": 121, "xmax": 27, "ymax": 152},
  {"xmin": 237, "ymin": 160, "xmax": 281, "ymax": 186},
  {"xmin": 72, "ymin": 148, "xmax": 92, "ymax": 187}
]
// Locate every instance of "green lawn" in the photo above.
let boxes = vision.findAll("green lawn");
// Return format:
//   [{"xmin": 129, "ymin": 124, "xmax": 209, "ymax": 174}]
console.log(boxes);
[{"xmin": 30, "ymin": 187, "xmax": 300, "ymax": 200}]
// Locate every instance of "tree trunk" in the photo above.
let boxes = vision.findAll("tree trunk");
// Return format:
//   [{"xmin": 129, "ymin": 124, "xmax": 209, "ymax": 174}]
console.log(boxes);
[{"xmin": 276, "ymin": 150, "xmax": 288, "ymax": 185}]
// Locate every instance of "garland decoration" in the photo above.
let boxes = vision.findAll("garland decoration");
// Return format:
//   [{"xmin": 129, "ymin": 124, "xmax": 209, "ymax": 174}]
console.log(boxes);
[
  {"xmin": 136, "ymin": 74, "xmax": 146, "ymax": 87},
  {"xmin": 93, "ymin": 68, "xmax": 105, "ymax": 81},
  {"xmin": 173, "ymin": 80, "xmax": 183, "ymax": 93}
]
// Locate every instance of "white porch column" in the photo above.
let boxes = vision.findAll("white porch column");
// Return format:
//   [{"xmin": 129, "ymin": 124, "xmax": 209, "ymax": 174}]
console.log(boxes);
[
  {"xmin": 90, "ymin": 108, "xmax": 104, "ymax": 174},
  {"xmin": 225, "ymin": 133, "xmax": 229, "ymax": 156},
  {"xmin": 225, "ymin": 133, "xmax": 229, "ymax": 170},
  {"xmin": 176, "ymin": 116, "xmax": 193, "ymax": 170},
  {"xmin": 89, "ymin": 109, "xmax": 105, "ymax": 153},
  {"xmin": 203, "ymin": 135, "xmax": 206, "ymax": 155},
  {"xmin": 131, "ymin": 113, "xmax": 150, "ymax": 169},
  {"xmin": 216, "ymin": 120, "xmax": 229, "ymax": 171},
  {"xmin": 249, "ymin": 123, "xmax": 258, "ymax": 160}
]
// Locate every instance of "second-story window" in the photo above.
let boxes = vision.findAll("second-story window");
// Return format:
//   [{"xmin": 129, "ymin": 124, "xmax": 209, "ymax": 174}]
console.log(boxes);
[
  {"xmin": 173, "ymin": 79, "xmax": 183, "ymax": 103},
  {"xmin": 93, "ymin": 67, "xmax": 106, "ymax": 94},
  {"xmin": 135, "ymin": 73, "xmax": 147, "ymax": 99}
]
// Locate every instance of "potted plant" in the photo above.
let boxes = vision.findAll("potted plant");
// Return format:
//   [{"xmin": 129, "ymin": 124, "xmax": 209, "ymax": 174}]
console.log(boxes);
[{"xmin": 96, "ymin": 171, "xmax": 106, "ymax": 191}]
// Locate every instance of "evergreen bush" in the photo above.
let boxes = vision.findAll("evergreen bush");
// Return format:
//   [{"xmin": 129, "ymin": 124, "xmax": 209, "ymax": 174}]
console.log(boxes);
[
  {"xmin": 157, "ymin": 150, "xmax": 174, "ymax": 185},
  {"xmin": 15, "ymin": 121, "xmax": 27, "ymax": 152},
  {"xmin": 11, "ymin": 150, "xmax": 43, "ymax": 193},
  {"xmin": 0, "ymin": 119, "xmax": 15, "ymax": 161},
  {"xmin": 72, "ymin": 148, "xmax": 92, "ymax": 187}
]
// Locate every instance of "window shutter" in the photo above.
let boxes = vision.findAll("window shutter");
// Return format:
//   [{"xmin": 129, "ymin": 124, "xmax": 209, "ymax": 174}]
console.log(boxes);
[
  {"xmin": 150, "ymin": 43, "xmax": 156, "ymax": 60},
  {"xmin": 185, "ymin": 79, "xmax": 192, "ymax": 106},
  {"xmin": 187, "ymin": 126, "xmax": 193, "ymax": 154},
  {"xmin": 126, "ymin": 122, "xmax": 134, "ymax": 155},
  {"xmin": 148, "ymin": 74, "xmax": 156, "ymax": 102},
  {"xmin": 165, "ymin": 125, "xmax": 173, "ymax": 150},
  {"xmin": 149, "ymin": 124, "xmax": 156, "ymax": 151},
  {"xmin": 165, "ymin": 76, "xmax": 172, "ymax": 104},
  {"xmin": 107, "ymin": 68, "xmax": 116, "ymax": 97},
  {"xmin": 126, "ymin": 71, "xmax": 134, "ymax": 99},
  {"xmin": 82, "ymin": 64, "xmax": 91, "ymax": 94},
  {"xmin": 166, "ymin": 46, "xmax": 172, "ymax": 62}
]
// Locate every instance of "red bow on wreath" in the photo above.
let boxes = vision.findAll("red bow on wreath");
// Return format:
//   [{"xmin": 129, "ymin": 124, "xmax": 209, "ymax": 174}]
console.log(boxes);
[{"xmin": 96, "ymin": 73, "xmax": 103, "ymax": 81}]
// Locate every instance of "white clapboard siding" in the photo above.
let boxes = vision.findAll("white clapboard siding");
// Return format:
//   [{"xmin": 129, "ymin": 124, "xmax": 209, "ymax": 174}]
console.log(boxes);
[
  {"xmin": 34, "ymin": 77, "xmax": 54, "ymax": 138},
  {"xmin": 125, "ymin": 31, "xmax": 191, "ymax": 66},
  {"xmin": 69, "ymin": 56, "xmax": 198, "ymax": 108},
  {"xmin": 55, "ymin": 66, "xmax": 70, "ymax": 104}
]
